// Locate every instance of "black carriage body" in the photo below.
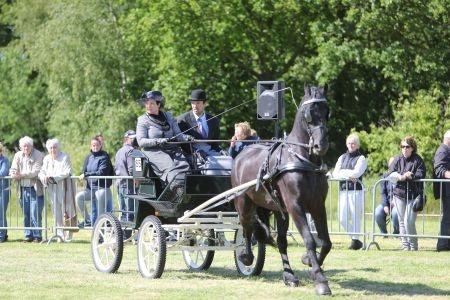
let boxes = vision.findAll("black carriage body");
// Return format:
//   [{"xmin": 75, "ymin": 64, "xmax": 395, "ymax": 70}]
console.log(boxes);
[{"xmin": 129, "ymin": 150, "xmax": 233, "ymax": 228}]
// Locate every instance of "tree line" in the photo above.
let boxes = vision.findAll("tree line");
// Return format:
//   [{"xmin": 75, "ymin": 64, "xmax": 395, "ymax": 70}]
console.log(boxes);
[{"xmin": 0, "ymin": 0, "xmax": 448, "ymax": 173}]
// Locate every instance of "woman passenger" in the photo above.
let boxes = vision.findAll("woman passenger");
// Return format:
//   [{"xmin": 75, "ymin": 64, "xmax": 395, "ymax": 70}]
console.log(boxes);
[{"xmin": 136, "ymin": 90, "xmax": 193, "ymax": 199}]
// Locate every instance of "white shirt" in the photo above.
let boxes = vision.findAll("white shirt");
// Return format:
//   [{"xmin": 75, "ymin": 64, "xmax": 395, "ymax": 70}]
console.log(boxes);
[{"xmin": 332, "ymin": 154, "xmax": 367, "ymax": 179}]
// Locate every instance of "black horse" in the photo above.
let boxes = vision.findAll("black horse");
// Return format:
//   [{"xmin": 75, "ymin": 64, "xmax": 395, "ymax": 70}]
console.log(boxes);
[{"xmin": 231, "ymin": 85, "xmax": 332, "ymax": 295}]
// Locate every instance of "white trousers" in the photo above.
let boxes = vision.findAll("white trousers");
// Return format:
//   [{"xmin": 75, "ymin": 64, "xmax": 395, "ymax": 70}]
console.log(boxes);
[{"xmin": 339, "ymin": 190, "xmax": 364, "ymax": 239}]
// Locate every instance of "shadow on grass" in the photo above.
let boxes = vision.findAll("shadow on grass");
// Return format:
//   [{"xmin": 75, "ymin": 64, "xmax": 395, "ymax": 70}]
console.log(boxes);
[{"xmin": 336, "ymin": 278, "xmax": 450, "ymax": 296}]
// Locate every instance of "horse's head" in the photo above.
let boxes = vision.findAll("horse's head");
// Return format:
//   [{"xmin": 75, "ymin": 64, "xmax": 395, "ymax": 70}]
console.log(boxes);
[{"xmin": 298, "ymin": 85, "xmax": 330, "ymax": 156}]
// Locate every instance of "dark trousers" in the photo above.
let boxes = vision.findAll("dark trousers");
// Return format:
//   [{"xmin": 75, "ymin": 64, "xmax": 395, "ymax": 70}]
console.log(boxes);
[{"xmin": 437, "ymin": 196, "xmax": 450, "ymax": 250}]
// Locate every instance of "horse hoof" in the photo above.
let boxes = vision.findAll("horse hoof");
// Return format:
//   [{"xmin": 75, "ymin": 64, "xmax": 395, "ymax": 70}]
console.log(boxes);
[
  {"xmin": 239, "ymin": 252, "xmax": 254, "ymax": 266},
  {"xmin": 283, "ymin": 272, "xmax": 299, "ymax": 287},
  {"xmin": 315, "ymin": 282, "xmax": 332, "ymax": 296},
  {"xmin": 301, "ymin": 253, "xmax": 311, "ymax": 267}
]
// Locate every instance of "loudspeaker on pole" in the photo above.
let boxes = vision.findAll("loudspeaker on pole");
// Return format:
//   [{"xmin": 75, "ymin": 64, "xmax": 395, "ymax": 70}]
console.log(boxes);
[{"xmin": 256, "ymin": 80, "xmax": 285, "ymax": 120}]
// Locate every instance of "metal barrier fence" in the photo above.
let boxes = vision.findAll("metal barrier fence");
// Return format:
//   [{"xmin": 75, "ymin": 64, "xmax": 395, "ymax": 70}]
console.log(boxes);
[
  {"xmin": 292, "ymin": 178, "xmax": 368, "ymax": 249},
  {"xmin": 367, "ymin": 178, "xmax": 450, "ymax": 251},
  {"xmin": 1, "ymin": 175, "xmax": 449, "ymax": 250}
]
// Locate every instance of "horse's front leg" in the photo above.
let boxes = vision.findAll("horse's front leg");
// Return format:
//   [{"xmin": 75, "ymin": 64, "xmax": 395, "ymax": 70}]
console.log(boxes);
[
  {"xmin": 302, "ymin": 207, "xmax": 332, "ymax": 267},
  {"xmin": 274, "ymin": 212, "xmax": 299, "ymax": 287},
  {"xmin": 288, "ymin": 204, "xmax": 331, "ymax": 296}
]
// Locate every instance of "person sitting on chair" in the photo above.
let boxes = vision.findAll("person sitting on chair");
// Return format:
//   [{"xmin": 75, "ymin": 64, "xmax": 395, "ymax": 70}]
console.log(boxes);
[
  {"xmin": 177, "ymin": 89, "xmax": 222, "ymax": 160},
  {"xmin": 136, "ymin": 90, "xmax": 193, "ymax": 199},
  {"xmin": 375, "ymin": 157, "xmax": 399, "ymax": 236}
]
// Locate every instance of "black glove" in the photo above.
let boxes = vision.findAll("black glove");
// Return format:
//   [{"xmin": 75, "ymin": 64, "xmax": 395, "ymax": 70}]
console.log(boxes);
[
  {"xmin": 185, "ymin": 135, "xmax": 195, "ymax": 141},
  {"xmin": 156, "ymin": 138, "xmax": 169, "ymax": 146},
  {"xmin": 412, "ymin": 194, "xmax": 426, "ymax": 212}
]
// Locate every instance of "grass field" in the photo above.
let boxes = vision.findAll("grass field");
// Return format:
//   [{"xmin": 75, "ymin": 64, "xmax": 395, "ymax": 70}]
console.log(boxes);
[{"xmin": 1, "ymin": 230, "xmax": 449, "ymax": 300}]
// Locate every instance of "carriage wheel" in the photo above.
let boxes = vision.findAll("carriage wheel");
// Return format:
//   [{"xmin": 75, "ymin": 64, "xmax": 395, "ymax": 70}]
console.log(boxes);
[
  {"xmin": 182, "ymin": 229, "xmax": 215, "ymax": 271},
  {"xmin": 234, "ymin": 227, "xmax": 265, "ymax": 276},
  {"xmin": 91, "ymin": 213, "xmax": 124, "ymax": 273},
  {"xmin": 137, "ymin": 215, "xmax": 166, "ymax": 279}
]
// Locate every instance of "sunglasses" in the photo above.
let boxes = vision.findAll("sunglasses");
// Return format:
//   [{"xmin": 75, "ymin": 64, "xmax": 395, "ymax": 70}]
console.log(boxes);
[{"xmin": 401, "ymin": 145, "xmax": 411, "ymax": 149}]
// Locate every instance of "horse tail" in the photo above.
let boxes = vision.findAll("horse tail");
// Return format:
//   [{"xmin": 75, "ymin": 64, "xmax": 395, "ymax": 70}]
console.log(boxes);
[{"xmin": 254, "ymin": 207, "xmax": 276, "ymax": 247}]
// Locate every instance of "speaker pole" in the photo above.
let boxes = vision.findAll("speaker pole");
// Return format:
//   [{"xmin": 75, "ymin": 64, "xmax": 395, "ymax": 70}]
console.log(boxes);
[{"xmin": 274, "ymin": 120, "xmax": 281, "ymax": 139}]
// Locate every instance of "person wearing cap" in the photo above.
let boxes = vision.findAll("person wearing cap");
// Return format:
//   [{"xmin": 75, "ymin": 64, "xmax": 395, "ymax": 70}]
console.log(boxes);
[
  {"xmin": 10, "ymin": 136, "xmax": 45, "ymax": 243},
  {"xmin": 0, "ymin": 142, "xmax": 10, "ymax": 243},
  {"xmin": 434, "ymin": 130, "xmax": 450, "ymax": 251},
  {"xmin": 177, "ymin": 89, "xmax": 222, "ymax": 157},
  {"xmin": 136, "ymin": 90, "xmax": 192, "ymax": 198},
  {"xmin": 115, "ymin": 130, "xmax": 137, "ymax": 234}
]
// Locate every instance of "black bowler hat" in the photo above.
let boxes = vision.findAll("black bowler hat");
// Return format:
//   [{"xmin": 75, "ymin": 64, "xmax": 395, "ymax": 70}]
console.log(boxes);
[{"xmin": 189, "ymin": 89, "xmax": 207, "ymax": 102}]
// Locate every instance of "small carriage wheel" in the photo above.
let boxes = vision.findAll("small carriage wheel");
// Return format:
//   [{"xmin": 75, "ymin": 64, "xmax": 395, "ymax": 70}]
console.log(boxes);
[
  {"xmin": 182, "ymin": 229, "xmax": 215, "ymax": 271},
  {"xmin": 137, "ymin": 215, "xmax": 167, "ymax": 279},
  {"xmin": 91, "ymin": 213, "xmax": 124, "ymax": 273},
  {"xmin": 234, "ymin": 227, "xmax": 266, "ymax": 276}
]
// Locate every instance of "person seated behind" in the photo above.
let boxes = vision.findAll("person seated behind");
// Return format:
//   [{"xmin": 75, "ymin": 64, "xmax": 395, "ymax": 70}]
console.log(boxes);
[
  {"xmin": 136, "ymin": 90, "xmax": 192, "ymax": 199},
  {"xmin": 76, "ymin": 137, "xmax": 114, "ymax": 227},
  {"xmin": 177, "ymin": 89, "xmax": 222, "ymax": 159},
  {"xmin": 375, "ymin": 157, "xmax": 399, "ymax": 236},
  {"xmin": 228, "ymin": 122, "xmax": 259, "ymax": 159}
]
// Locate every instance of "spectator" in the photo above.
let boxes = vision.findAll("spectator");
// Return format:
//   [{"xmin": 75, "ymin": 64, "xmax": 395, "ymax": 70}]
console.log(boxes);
[
  {"xmin": 375, "ymin": 157, "xmax": 399, "ymax": 236},
  {"xmin": 389, "ymin": 135, "xmax": 426, "ymax": 251},
  {"xmin": 228, "ymin": 121, "xmax": 259, "ymax": 159},
  {"xmin": 177, "ymin": 89, "xmax": 221, "ymax": 157},
  {"xmin": 39, "ymin": 139, "xmax": 77, "ymax": 242},
  {"xmin": 115, "ymin": 130, "xmax": 136, "ymax": 238},
  {"xmin": 0, "ymin": 142, "xmax": 10, "ymax": 243},
  {"xmin": 136, "ymin": 90, "xmax": 192, "ymax": 199},
  {"xmin": 10, "ymin": 136, "xmax": 44, "ymax": 243},
  {"xmin": 332, "ymin": 133, "xmax": 367, "ymax": 250},
  {"xmin": 76, "ymin": 137, "xmax": 114, "ymax": 227},
  {"xmin": 433, "ymin": 130, "xmax": 450, "ymax": 252}
]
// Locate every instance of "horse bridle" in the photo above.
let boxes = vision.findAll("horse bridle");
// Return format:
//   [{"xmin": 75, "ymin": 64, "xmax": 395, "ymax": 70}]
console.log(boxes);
[{"xmin": 299, "ymin": 97, "xmax": 328, "ymax": 154}]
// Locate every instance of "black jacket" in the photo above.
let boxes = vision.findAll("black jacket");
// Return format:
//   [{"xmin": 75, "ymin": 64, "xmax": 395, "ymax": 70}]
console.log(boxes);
[
  {"xmin": 433, "ymin": 143, "xmax": 450, "ymax": 199},
  {"xmin": 177, "ymin": 111, "xmax": 221, "ymax": 152},
  {"xmin": 389, "ymin": 153, "xmax": 426, "ymax": 200},
  {"xmin": 82, "ymin": 150, "xmax": 113, "ymax": 189}
]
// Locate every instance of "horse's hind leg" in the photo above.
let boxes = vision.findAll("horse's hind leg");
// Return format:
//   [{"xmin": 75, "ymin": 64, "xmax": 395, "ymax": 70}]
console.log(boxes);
[
  {"xmin": 289, "ymin": 205, "xmax": 331, "ymax": 295},
  {"xmin": 235, "ymin": 195, "xmax": 256, "ymax": 266},
  {"xmin": 274, "ymin": 211, "xmax": 299, "ymax": 287}
]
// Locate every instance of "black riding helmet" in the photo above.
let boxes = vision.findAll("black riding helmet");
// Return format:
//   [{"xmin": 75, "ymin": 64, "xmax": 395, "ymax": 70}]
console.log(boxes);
[{"xmin": 140, "ymin": 90, "xmax": 165, "ymax": 108}]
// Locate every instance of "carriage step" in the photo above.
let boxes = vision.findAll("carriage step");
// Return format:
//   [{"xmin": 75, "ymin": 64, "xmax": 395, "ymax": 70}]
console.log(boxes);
[{"xmin": 145, "ymin": 200, "xmax": 178, "ymax": 214}]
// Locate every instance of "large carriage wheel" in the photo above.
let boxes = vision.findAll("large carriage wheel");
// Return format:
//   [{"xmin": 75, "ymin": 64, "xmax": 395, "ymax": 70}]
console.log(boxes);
[
  {"xmin": 234, "ymin": 227, "xmax": 265, "ymax": 276},
  {"xmin": 137, "ymin": 215, "xmax": 167, "ymax": 279},
  {"xmin": 182, "ymin": 229, "xmax": 215, "ymax": 271},
  {"xmin": 91, "ymin": 213, "xmax": 124, "ymax": 273}
]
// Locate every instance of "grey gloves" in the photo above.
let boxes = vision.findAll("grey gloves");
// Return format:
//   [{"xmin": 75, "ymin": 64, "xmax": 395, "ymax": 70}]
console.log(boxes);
[{"xmin": 155, "ymin": 138, "xmax": 169, "ymax": 146}]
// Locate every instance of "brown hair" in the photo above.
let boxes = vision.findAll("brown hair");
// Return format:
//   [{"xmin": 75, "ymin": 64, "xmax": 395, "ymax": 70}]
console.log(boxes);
[{"xmin": 400, "ymin": 135, "xmax": 417, "ymax": 153}]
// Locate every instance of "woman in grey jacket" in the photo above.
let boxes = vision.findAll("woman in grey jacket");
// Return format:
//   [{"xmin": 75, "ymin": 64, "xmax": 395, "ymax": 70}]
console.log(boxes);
[{"xmin": 136, "ymin": 91, "xmax": 192, "ymax": 199}]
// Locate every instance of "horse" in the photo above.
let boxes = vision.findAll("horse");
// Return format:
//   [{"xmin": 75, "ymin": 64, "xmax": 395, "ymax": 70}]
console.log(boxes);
[{"xmin": 231, "ymin": 85, "xmax": 332, "ymax": 295}]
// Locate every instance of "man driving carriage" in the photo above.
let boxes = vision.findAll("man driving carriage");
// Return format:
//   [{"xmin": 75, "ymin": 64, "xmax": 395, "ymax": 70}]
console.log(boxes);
[{"xmin": 136, "ymin": 90, "xmax": 194, "ymax": 200}]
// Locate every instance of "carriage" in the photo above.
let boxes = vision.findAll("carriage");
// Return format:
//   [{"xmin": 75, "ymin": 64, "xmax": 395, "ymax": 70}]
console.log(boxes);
[
  {"xmin": 91, "ymin": 84, "xmax": 332, "ymax": 295},
  {"xmin": 90, "ymin": 149, "xmax": 265, "ymax": 278}
]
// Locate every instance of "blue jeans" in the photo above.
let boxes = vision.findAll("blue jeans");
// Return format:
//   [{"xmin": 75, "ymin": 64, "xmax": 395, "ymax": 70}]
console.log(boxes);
[
  {"xmin": 20, "ymin": 187, "xmax": 44, "ymax": 239},
  {"xmin": 0, "ymin": 183, "xmax": 10, "ymax": 241},
  {"xmin": 375, "ymin": 204, "xmax": 399, "ymax": 234},
  {"xmin": 118, "ymin": 186, "xmax": 134, "ymax": 222}
]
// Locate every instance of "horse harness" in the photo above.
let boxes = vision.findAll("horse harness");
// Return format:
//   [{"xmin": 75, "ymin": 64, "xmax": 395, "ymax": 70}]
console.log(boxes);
[{"xmin": 254, "ymin": 97, "xmax": 329, "ymax": 219}]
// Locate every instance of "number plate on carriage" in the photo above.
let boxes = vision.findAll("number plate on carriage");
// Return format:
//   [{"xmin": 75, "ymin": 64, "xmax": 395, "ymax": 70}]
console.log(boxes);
[{"xmin": 135, "ymin": 157, "xmax": 142, "ymax": 172}]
